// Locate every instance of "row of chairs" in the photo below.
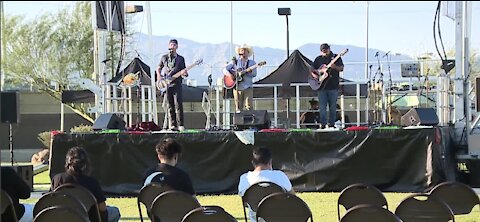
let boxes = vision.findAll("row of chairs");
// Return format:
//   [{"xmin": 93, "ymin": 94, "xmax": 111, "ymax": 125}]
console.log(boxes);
[
  {"xmin": 1, "ymin": 183, "xmax": 101, "ymax": 222},
  {"xmin": 137, "ymin": 183, "xmax": 237, "ymax": 222},
  {"xmin": 34, "ymin": 183, "xmax": 101, "ymax": 222},
  {"xmin": 241, "ymin": 181, "xmax": 313, "ymax": 222},
  {"xmin": 338, "ymin": 182, "xmax": 480, "ymax": 222}
]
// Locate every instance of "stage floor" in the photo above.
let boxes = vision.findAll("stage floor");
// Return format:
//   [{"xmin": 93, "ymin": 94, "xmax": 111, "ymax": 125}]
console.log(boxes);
[{"xmin": 49, "ymin": 126, "xmax": 457, "ymax": 195}]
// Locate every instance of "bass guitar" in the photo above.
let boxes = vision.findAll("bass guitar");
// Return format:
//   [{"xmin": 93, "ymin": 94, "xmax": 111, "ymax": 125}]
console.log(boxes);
[
  {"xmin": 308, "ymin": 49, "xmax": 348, "ymax": 90},
  {"xmin": 223, "ymin": 61, "xmax": 266, "ymax": 89},
  {"xmin": 156, "ymin": 58, "xmax": 203, "ymax": 93}
]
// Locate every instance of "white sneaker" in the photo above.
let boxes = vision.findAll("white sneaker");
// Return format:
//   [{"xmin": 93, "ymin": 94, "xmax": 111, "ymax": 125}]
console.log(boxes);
[{"xmin": 178, "ymin": 126, "xmax": 185, "ymax": 131}]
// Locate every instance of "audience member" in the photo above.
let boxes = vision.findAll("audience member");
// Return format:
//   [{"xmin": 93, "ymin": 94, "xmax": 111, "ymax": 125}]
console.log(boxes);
[
  {"xmin": 238, "ymin": 147, "xmax": 293, "ymax": 222},
  {"xmin": 142, "ymin": 138, "xmax": 195, "ymax": 196},
  {"xmin": 1, "ymin": 166, "xmax": 33, "ymax": 222},
  {"xmin": 50, "ymin": 146, "xmax": 121, "ymax": 222}
]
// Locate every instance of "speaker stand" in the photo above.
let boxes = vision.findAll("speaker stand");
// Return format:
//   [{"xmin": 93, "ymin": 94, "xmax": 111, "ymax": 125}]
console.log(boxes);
[{"xmin": 9, "ymin": 123, "xmax": 14, "ymax": 165}]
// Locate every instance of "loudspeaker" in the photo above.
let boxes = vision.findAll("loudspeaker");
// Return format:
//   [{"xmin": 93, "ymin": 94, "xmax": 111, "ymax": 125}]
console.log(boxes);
[
  {"xmin": 92, "ymin": 113, "xmax": 126, "ymax": 131},
  {"xmin": 401, "ymin": 108, "xmax": 439, "ymax": 126},
  {"xmin": 1, "ymin": 92, "xmax": 20, "ymax": 124},
  {"xmin": 234, "ymin": 110, "xmax": 271, "ymax": 130},
  {"xmin": 11, "ymin": 165, "xmax": 33, "ymax": 189}
]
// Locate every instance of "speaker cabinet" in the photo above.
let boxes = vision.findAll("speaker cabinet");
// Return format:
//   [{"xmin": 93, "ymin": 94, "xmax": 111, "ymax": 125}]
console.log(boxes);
[
  {"xmin": 92, "ymin": 113, "xmax": 126, "ymax": 131},
  {"xmin": 401, "ymin": 108, "xmax": 439, "ymax": 126},
  {"xmin": 233, "ymin": 110, "xmax": 271, "ymax": 130},
  {"xmin": 11, "ymin": 165, "xmax": 33, "ymax": 189},
  {"xmin": 1, "ymin": 91, "xmax": 20, "ymax": 124}
]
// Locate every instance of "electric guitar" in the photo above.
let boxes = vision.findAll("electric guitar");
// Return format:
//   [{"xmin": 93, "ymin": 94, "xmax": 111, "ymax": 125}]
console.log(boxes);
[
  {"xmin": 308, "ymin": 49, "xmax": 348, "ymax": 90},
  {"xmin": 223, "ymin": 61, "xmax": 266, "ymax": 89},
  {"xmin": 156, "ymin": 58, "xmax": 203, "ymax": 93}
]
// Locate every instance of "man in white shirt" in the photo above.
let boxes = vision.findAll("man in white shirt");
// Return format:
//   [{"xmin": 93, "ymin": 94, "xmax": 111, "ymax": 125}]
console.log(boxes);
[{"xmin": 238, "ymin": 147, "xmax": 293, "ymax": 222}]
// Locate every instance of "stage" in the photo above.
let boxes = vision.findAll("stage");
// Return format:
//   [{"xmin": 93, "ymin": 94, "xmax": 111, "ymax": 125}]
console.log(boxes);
[{"xmin": 49, "ymin": 126, "xmax": 457, "ymax": 195}]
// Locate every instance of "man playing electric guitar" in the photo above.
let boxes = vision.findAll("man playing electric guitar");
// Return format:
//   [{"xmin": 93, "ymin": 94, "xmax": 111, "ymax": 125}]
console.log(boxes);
[
  {"xmin": 310, "ymin": 43, "xmax": 344, "ymax": 129},
  {"xmin": 223, "ymin": 43, "xmax": 257, "ymax": 113},
  {"xmin": 156, "ymin": 39, "xmax": 188, "ymax": 131}
]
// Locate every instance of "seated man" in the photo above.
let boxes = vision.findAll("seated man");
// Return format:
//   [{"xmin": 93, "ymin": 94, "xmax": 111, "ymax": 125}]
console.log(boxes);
[
  {"xmin": 142, "ymin": 138, "xmax": 195, "ymax": 196},
  {"xmin": 50, "ymin": 146, "xmax": 121, "ymax": 222},
  {"xmin": 1, "ymin": 166, "xmax": 33, "ymax": 222},
  {"xmin": 238, "ymin": 147, "xmax": 293, "ymax": 222},
  {"xmin": 300, "ymin": 99, "xmax": 320, "ymax": 128}
]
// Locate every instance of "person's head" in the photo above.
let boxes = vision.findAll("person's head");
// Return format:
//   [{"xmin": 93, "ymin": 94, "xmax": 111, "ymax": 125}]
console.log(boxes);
[
  {"xmin": 155, "ymin": 138, "xmax": 182, "ymax": 166},
  {"xmin": 235, "ymin": 43, "xmax": 254, "ymax": 59},
  {"xmin": 320, "ymin": 43, "xmax": 331, "ymax": 56},
  {"xmin": 168, "ymin": 39, "xmax": 178, "ymax": 54},
  {"xmin": 65, "ymin": 146, "xmax": 90, "ymax": 175},
  {"xmin": 309, "ymin": 99, "xmax": 319, "ymax": 110},
  {"xmin": 251, "ymin": 147, "xmax": 272, "ymax": 169}
]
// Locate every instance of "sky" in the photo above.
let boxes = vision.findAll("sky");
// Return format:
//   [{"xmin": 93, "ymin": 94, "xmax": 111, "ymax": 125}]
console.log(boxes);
[{"xmin": 3, "ymin": 1, "xmax": 479, "ymax": 58}]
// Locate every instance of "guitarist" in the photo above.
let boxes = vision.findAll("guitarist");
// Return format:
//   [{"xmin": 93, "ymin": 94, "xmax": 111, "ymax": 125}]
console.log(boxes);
[
  {"xmin": 223, "ymin": 43, "xmax": 257, "ymax": 113},
  {"xmin": 156, "ymin": 39, "xmax": 188, "ymax": 131},
  {"xmin": 310, "ymin": 43, "xmax": 344, "ymax": 129}
]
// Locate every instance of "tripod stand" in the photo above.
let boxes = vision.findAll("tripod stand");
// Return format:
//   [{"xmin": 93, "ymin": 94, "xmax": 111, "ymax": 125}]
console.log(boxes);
[{"xmin": 9, "ymin": 123, "xmax": 14, "ymax": 165}]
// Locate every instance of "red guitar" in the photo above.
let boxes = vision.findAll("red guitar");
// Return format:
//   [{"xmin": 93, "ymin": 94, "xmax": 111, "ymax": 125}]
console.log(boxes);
[
  {"xmin": 308, "ymin": 49, "xmax": 348, "ymax": 90},
  {"xmin": 223, "ymin": 61, "xmax": 266, "ymax": 89}
]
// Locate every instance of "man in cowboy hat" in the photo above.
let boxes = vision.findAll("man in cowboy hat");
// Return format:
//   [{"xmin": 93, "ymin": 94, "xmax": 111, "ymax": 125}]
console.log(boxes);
[
  {"xmin": 223, "ymin": 43, "xmax": 257, "ymax": 112},
  {"xmin": 300, "ymin": 98, "xmax": 320, "ymax": 128}
]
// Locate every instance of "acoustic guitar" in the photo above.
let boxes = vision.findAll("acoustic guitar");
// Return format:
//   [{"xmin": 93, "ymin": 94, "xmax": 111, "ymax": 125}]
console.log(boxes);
[
  {"xmin": 156, "ymin": 58, "xmax": 203, "ymax": 93},
  {"xmin": 223, "ymin": 61, "xmax": 266, "ymax": 89},
  {"xmin": 308, "ymin": 49, "xmax": 348, "ymax": 90}
]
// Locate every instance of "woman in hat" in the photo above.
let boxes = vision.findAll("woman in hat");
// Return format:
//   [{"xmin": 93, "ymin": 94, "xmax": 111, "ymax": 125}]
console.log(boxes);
[{"xmin": 223, "ymin": 43, "xmax": 257, "ymax": 113}]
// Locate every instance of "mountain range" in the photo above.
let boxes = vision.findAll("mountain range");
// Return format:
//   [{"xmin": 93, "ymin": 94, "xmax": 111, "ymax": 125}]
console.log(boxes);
[{"xmin": 129, "ymin": 32, "xmax": 414, "ymax": 86}]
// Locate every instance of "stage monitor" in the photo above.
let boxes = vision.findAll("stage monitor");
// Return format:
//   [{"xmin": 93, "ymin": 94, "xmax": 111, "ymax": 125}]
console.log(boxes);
[{"xmin": 401, "ymin": 63, "xmax": 420, "ymax": 78}]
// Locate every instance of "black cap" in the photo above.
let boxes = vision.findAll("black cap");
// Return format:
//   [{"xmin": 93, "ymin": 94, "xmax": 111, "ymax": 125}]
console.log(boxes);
[
  {"xmin": 169, "ymin": 39, "xmax": 178, "ymax": 44},
  {"xmin": 320, "ymin": 43, "xmax": 330, "ymax": 50}
]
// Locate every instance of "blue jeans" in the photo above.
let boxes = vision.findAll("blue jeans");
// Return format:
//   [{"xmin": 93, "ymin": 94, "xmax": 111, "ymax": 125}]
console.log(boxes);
[{"xmin": 318, "ymin": 89, "xmax": 338, "ymax": 126}]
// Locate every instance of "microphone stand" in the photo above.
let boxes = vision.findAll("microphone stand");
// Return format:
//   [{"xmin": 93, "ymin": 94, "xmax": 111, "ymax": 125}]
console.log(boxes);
[
  {"xmin": 367, "ymin": 64, "xmax": 373, "ymax": 125},
  {"xmin": 384, "ymin": 52, "xmax": 393, "ymax": 125},
  {"xmin": 374, "ymin": 52, "xmax": 384, "ymax": 125}
]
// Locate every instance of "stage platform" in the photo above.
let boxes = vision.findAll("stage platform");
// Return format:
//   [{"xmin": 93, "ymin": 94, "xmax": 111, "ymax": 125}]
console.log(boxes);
[{"xmin": 49, "ymin": 126, "xmax": 457, "ymax": 195}]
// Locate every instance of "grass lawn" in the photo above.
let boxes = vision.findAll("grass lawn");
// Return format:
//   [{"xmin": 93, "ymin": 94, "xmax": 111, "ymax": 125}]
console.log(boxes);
[{"xmin": 21, "ymin": 170, "xmax": 480, "ymax": 222}]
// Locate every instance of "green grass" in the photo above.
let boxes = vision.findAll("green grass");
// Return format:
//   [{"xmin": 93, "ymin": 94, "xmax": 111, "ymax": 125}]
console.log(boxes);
[{"xmin": 23, "ymin": 170, "xmax": 480, "ymax": 222}]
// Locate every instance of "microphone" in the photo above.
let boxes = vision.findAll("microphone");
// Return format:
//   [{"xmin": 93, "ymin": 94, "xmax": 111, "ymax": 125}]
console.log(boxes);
[
  {"xmin": 374, "ymin": 51, "xmax": 379, "ymax": 57},
  {"xmin": 207, "ymin": 74, "xmax": 213, "ymax": 86},
  {"xmin": 382, "ymin": 51, "xmax": 391, "ymax": 58}
]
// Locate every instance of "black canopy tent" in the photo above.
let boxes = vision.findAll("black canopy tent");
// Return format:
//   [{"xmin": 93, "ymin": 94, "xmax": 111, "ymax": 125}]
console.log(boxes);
[
  {"xmin": 109, "ymin": 57, "xmax": 152, "ymax": 85},
  {"xmin": 253, "ymin": 49, "xmax": 368, "ymax": 98}
]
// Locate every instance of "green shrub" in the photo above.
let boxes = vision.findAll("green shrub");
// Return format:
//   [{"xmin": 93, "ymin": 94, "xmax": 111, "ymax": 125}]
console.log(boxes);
[
  {"xmin": 70, "ymin": 124, "xmax": 93, "ymax": 133},
  {"xmin": 37, "ymin": 131, "xmax": 56, "ymax": 149}
]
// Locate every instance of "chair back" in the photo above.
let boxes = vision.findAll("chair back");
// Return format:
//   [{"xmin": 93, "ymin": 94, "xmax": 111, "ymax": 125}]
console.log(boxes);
[
  {"xmin": 150, "ymin": 190, "xmax": 201, "ymax": 222},
  {"xmin": 429, "ymin": 181, "xmax": 480, "ymax": 215},
  {"xmin": 1, "ymin": 189, "xmax": 19, "ymax": 222},
  {"xmin": 337, "ymin": 183, "xmax": 388, "ymax": 220},
  {"xmin": 33, "ymin": 191, "xmax": 88, "ymax": 218},
  {"xmin": 256, "ymin": 192, "xmax": 313, "ymax": 222},
  {"xmin": 340, "ymin": 204, "xmax": 402, "ymax": 222},
  {"xmin": 137, "ymin": 182, "xmax": 173, "ymax": 222},
  {"xmin": 53, "ymin": 183, "xmax": 102, "ymax": 222},
  {"xmin": 242, "ymin": 181, "xmax": 285, "ymax": 221},
  {"xmin": 395, "ymin": 193, "xmax": 455, "ymax": 222},
  {"xmin": 181, "ymin": 205, "xmax": 237, "ymax": 222},
  {"xmin": 33, "ymin": 206, "xmax": 89, "ymax": 222}
]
